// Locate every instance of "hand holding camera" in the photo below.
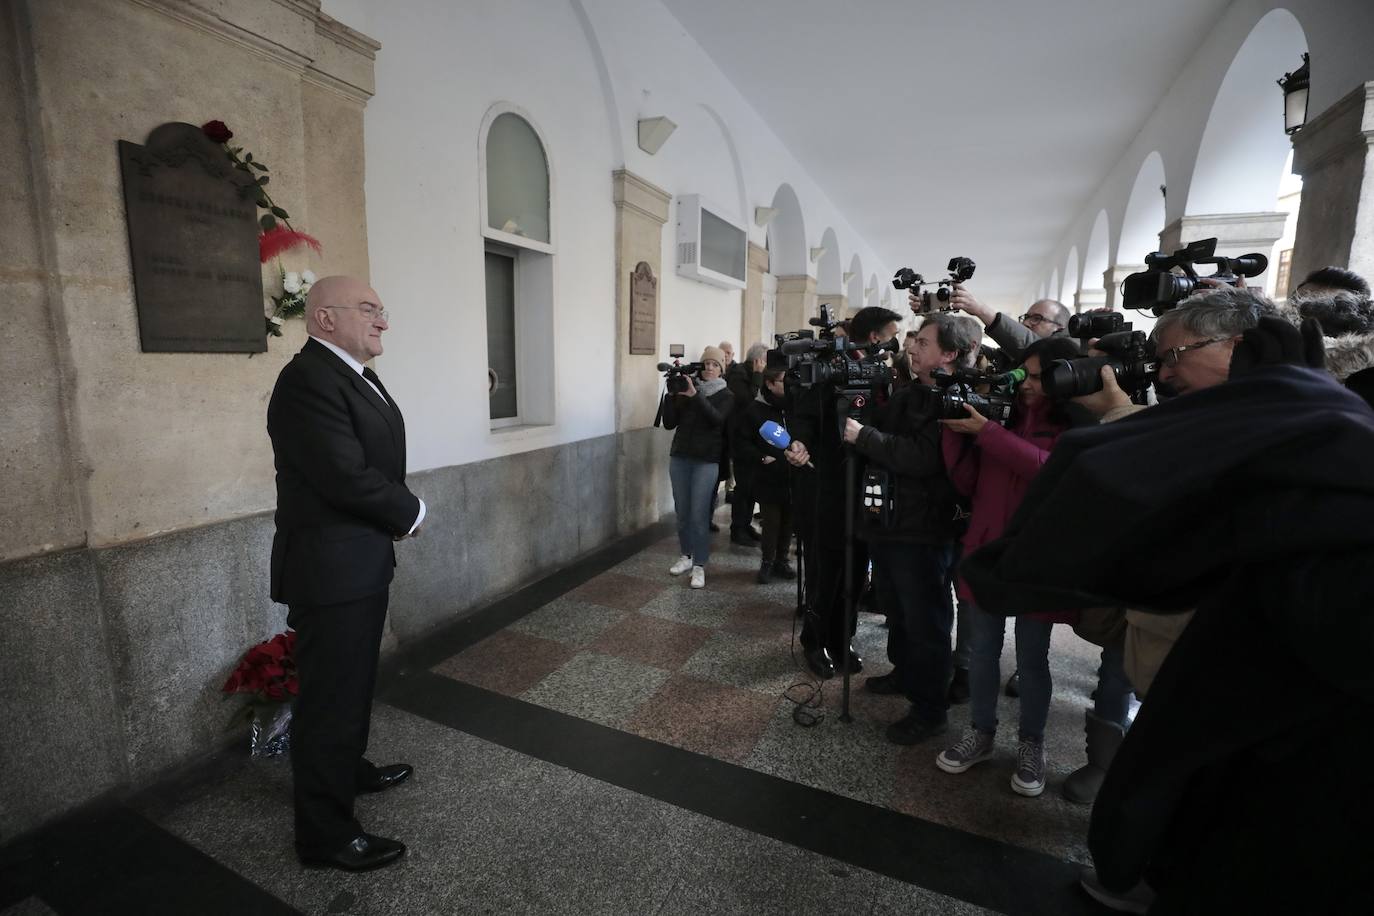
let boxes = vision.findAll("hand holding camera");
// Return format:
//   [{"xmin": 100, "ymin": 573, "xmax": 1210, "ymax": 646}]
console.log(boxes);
[{"xmin": 939, "ymin": 403, "xmax": 989, "ymax": 435}]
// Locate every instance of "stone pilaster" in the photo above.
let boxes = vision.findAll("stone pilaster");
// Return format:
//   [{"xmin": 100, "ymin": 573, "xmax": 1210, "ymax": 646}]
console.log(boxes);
[
  {"xmin": 612, "ymin": 169, "xmax": 671, "ymax": 433},
  {"xmin": 741, "ymin": 242, "xmax": 769, "ymax": 351},
  {"xmin": 1290, "ymin": 81, "xmax": 1374, "ymax": 293},
  {"xmin": 1102, "ymin": 264, "xmax": 1145, "ymax": 310},
  {"xmin": 775, "ymin": 274, "xmax": 816, "ymax": 335},
  {"xmin": 1074, "ymin": 287, "xmax": 1107, "ymax": 313},
  {"xmin": 1157, "ymin": 211, "xmax": 1288, "ymax": 291},
  {"xmin": 817, "ymin": 293, "xmax": 848, "ymax": 320}
]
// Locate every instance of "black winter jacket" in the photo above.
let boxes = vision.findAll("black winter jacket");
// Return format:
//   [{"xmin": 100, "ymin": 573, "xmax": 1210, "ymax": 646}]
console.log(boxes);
[
  {"xmin": 662, "ymin": 386, "xmax": 733, "ymax": 462},
  {"xmin": 734, "ymin": 392, "xmax": 791, "ymax": 505},
  {"xmin": 850, "ymin": 383, "xmax": 964, "ymax": 544}
]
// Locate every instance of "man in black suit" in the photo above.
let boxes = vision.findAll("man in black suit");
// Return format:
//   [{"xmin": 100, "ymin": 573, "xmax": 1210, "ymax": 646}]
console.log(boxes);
[{"xmin": 267, "ymin": 275, "xmax": 424, "ymax": 872}]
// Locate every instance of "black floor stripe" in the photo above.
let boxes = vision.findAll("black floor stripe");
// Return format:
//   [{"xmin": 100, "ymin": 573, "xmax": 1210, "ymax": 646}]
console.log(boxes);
[
  {"xmin": 383, "ymin": 671, "xmax": 1102, "ymax": 916},
  {"xmin": 0, "ymin": 803, "xmax": 301, "ymax": 916}
]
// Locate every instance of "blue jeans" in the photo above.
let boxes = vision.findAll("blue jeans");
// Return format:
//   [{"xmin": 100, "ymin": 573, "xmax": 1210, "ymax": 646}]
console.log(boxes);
[
  {"xmin": 669, "ymin": 456, "xmax": 718, "ymax": 566},
  {"xmin": 968, "ymin": 605, "xmax": 1054, "ymax": 741},
  {"xmin": 869, "ymin": 540, "xmax": 957, "ymax": 726},
  {"xmin": 1094, "ymin": 636, "xmax": 1134, "ymax": 728}
]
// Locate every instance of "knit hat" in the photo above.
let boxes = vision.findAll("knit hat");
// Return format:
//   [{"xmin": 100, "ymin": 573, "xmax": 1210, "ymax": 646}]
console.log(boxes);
[{"xmin": 700, "ymin": 346, "xmax": 726, "ymax": 369}]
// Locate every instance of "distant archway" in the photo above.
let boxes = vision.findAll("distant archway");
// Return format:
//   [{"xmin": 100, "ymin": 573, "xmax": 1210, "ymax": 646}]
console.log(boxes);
[
  {"xmin": 1082, "ymin": 209, "xmax": 1112, "ymax": 300},
  {"xmin": 847, "ymin": 253, "xmax": 864, "ymax": 312},
  {"xmin": 1061, "ymin": 246, "xmax": 1080, "ymax": 305},
  {"xmin": 766, "ymin": 183, "xmax": 807, "ymax": 277},
  {"xmin": 817, "ymin": 227, "xmax": 842, "ymax": 296},
  {"xmin": 1118, "ymin": 152, "xmax": 1167, "ymax": 265}
]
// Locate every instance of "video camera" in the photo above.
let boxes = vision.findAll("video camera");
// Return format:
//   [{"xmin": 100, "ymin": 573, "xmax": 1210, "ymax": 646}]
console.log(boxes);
[
  {"xmin": 893, "ymin": 257, "xmax": 977, "ymax": 314},
  {"xmin": 657, "ymin": 344, "xmax": 704, "ymax": 395},
  {"xmin": 1041, "ymin": 329, "xmax": 1157, "ymax": 400},
  {"xmin": 1067, "ymin": 310, "xmax": 1126, "ymax": 339},
  {"xmin": 1121, "ymin": 237, "xmax": 1267, "ymax": 315},
  {"xmin": 911, "ymin": 366, "xmax": 1019, "ymax": 426}
]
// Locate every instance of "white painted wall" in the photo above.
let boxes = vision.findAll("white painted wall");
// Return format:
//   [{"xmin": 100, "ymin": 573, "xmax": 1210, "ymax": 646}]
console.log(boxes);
[{"xmin": 324, "ymin": 0, "xmax": 890, "ymax": 473}]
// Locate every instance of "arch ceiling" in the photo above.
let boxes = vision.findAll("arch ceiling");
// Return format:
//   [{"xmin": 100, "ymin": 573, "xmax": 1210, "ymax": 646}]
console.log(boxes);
[
  {"xmin": 662, "ymin": 0, "xmax": 1237, "ymax": 305},
  {"xmin": 767, "ymin": 183, "xmax": 807, "ymax": 277}
]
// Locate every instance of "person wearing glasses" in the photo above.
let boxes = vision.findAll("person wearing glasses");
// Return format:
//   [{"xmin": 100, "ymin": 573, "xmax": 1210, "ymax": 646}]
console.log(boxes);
[
  {"xmin": 920, "ymin": 286, "xmax": 1071, "ymax": 364},
  {"xmin": 267, "ymin": 276, "xmax": 424, "ymax": 873},
  {"xmin": 1065, "ymin": 284, "xmax": 1272, "ymax": 912}
]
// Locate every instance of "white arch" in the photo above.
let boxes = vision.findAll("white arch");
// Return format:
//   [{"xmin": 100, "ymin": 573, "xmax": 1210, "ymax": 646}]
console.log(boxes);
[
  {"xmin": 817, "ymin": 227, "xmax": 842, "ymax": 295},
  {"xmin": 1083, "ymin": 209, "xmax": 1111, "ymax": 295},
  {"xmin": 478, "ymin": 103, "xmax": 556, "ymax": 250},
  {"xmin": 1117, "ymin": 152, "xmax": 1167, "ymax": 265},
  {"xmin": 1048, "ymin": 268, "xmax": 1060, "ymax": 305},
  {"xmin": 1061, "ymin": 246, "xmax": 1080, "ymax": 304},
  {"xmin": 867, "ymin": 272, "xmax": 880, "ymax": 309},
  {"xmin": 699, "ymin": 103, "xmax": 749, "ymax": 234},
  {"xmin": 766, "ymin": 183, "xmax": 807, "ymax": 277},
  {"xmin": 1186, "ymin": 9, "xmax": 1307, "ymax": 216}
]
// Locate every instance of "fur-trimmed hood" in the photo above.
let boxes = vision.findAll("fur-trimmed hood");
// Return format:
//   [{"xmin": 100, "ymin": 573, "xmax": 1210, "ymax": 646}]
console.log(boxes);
[{"xmin": 1273, "ymin": 301, "xmax": 1374, "ymax": 382}]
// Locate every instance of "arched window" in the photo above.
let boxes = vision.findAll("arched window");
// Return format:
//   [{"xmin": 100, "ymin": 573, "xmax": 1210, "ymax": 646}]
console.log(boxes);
[{"xmin": 481, "ymin": 107, "xmax": 555, "ymax": 429}]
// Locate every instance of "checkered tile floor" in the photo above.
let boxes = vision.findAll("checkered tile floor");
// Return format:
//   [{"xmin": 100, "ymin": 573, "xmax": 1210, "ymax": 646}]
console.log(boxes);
[{"xmin": 433, "ymin": 517, "xmax": 1108, "ymax": 864}]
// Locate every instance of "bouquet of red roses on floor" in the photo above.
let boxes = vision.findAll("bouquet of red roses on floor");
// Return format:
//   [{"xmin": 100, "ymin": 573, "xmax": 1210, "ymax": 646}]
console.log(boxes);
[{"xmin": 222, "ymin": 630, "xmax": 298, "ymax": 756}]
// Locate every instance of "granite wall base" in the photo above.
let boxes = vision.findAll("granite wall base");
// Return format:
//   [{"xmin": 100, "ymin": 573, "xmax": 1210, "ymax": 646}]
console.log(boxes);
[{"xmin": 0, "ymin": 429, "xmax": 670, "ymax": 840}]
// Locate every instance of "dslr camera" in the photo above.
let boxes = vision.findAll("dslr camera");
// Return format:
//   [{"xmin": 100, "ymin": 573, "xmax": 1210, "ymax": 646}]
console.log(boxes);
[
  {"xmin": 892, "ymin": 257, "xmax": 977, "ymax": 314},
  {"xmin": 1121, "ymin": 237, "xmax": 1267, "ymax": 315},
  {"xmin": 911, "ymin": 367, "xmax": 1019, "ymax": 426},
  {"xmin": 657, "ymin": 344, "xmax": 704, "ymax": 395},
  {"xmin": 773, "ymin": 305, "xmax": 896, "ymax": 391},
  {"xmin": 1041, "ymin": 329, "xmax": 1157, "ymax": 400}
]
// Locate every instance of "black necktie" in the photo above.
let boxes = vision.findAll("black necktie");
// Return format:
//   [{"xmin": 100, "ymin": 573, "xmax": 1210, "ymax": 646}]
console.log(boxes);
[{"xmin": 362, "ymin": 366, "xmax": 389, "ymax": 405}]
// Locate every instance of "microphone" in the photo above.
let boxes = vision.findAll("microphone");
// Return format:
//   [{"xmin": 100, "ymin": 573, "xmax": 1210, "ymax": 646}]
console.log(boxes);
[{"xmin": 759, "ymin": 421, "xmax": 814, "ymax": 469}]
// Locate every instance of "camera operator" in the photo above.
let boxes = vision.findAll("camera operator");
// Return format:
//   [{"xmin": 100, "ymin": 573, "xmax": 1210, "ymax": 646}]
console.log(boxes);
[
  {"xmin": 783, "ymin": 306, "xmax": 901, "ymax": 679},
  {"xmin": 932, "ymin": 335, "xmax": 1085, "ymax": 795},
  {"xmin": 927, "ymin": 286, "xmax": 1071, "ymax": 364},
  {"xmin": 661, "ymin": 346, "xmax": 734, "ymax": 589},
  {"xmin": 726, "ymin": 343, "xmax": 769, "ymax": 546},
  {"xmin": 960, "ymin": 298, "xmax": 1369, "ymax": 914},
  {"xmin": 838, "ymin": 312, "xmax": 979, "ymax": 745}
]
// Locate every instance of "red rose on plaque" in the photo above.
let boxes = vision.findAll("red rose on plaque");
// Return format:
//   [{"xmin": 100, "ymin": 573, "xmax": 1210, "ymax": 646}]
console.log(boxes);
[{"xmin": 201, "ymin": 120, "xmax": 234, "ymax": 144}]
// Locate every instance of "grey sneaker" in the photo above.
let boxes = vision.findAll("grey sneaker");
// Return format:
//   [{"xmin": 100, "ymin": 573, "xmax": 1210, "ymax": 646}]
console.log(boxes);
[
  {"xmin": 1010, "ymin": 737, "xmax": 1046, "ymax": 797},
  {"xmin": 936, "ymin": 730, "xmax": 996, "ymax": 774}
]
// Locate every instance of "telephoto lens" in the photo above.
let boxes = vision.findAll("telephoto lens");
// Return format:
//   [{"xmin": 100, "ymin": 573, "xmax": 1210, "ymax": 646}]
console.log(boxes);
[{"xmin": 1066, "ymin": 312, "xmax": 1125, "ymax": 338}]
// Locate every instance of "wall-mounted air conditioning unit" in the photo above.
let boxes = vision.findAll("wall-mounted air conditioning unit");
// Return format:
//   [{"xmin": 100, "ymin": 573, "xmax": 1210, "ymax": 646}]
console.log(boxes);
[{"xmin": 676, "ymin": 194, "xmax": 747, "ymax": 290}]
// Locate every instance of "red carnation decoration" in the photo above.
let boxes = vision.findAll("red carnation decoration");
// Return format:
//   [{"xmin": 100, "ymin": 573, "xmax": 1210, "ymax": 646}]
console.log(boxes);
[
  {"xmin": 222, "ymin": 630, "xmax": 299, "ymax": 702},
  {"xmin": 202, "ymin": 120, "xmax": 234, "ymax": 144},
  {"xmin": 259, "ymin": 226, "xmax": 323, "ymax": 264}
]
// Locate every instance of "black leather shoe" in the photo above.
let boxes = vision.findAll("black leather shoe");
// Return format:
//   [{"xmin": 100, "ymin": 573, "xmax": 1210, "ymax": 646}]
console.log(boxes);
[
  {"xmin": 947, "ymin": 667, "xmax": 971, "ymax": 704},
  {"xmin": 771, "ymin": 560, "xmax": 796, "ymax": 579},
  {"xmin": 864, "ymin": 672, "xmax": 903, "ymax": 695},
  {"xmin": 746, "ymin": 526, "xmax": 761, "ymax": 541},
  {"xmin": 838, "ymin": 648, "xmax": 863, "ymax": 675},
  {"xmin": 804, "ymin": 646, "xmax": 835, "ymax": 679},
  {"xmin": 730, "ymin": 529, "xmax": 758, "ymax": 548},
  {"xmin": 300, "ymin": 833, "xmax": 406, "ymax": 872},
  {"xmin": 885, "ymin": 711, "xmax": 949, "ymax": 746},
  {"xmin": 1004, "ymin": 671, "xmax": 1021, "ymax": 698},
  {"xmin": 357, "ymin": 763, "xmax": 413, "ymax": 794}
]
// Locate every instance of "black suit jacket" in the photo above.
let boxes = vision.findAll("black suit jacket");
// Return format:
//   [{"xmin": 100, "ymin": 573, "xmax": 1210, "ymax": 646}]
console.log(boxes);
[{"xmin": 267, "ymin": 338, "xmax": 421, "ymax": 606}]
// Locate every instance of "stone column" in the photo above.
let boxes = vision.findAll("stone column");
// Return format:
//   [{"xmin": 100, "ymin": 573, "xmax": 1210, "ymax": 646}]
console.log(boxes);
[
  {"xmin": 1290, "ymin": 82, "xmax": 1374, "ymax": 292},
  {"xmin": 1157, "ymin": 212, "xmax": 1288, "ymax": 291},
  {"xmin": 817, "ymin": 293, "xmax": 848, "ymax": 319},
  {"xmin": 1102, "ymin": 264, "xmax": 1145, "ymax": 310},
  {"xmin": 741, "ymin": 242, "xmax": 769, "ymax": 351},
  {"xmin": 1075, "ymin": 288, "xmax": 1107, "ymax": 312},
  {"xmin": 775, "ymin": 274, "xmax": 816, "ymax": 335},
  {"xmin": 611, "ymin": 169, "xmax": 672, "ymax": 534}
]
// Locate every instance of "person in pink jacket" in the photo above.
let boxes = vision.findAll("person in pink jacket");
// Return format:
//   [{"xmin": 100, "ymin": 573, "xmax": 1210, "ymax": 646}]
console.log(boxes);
[{"xmin": 934, "ymin": 335, "xmax": 1084, "ymax": 797}]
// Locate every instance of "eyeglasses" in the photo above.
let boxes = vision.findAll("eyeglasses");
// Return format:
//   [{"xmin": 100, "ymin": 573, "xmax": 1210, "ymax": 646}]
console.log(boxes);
[
  {"xmin": 1159, "ymin": 336, "xmax": 1230, "ymax": 368},
  {"xmin": 1018, "ymin": 313, "xmax": 1063, "ymax": 330},
  {"xmin": 326, "ymin": 304, "xmax": 389, "ymax": 323}
]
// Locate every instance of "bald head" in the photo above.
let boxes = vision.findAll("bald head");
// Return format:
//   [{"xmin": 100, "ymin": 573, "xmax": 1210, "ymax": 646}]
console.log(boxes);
[{"xmin": 306, "ymin": 275, "xmax": 388, "ymax": 362}]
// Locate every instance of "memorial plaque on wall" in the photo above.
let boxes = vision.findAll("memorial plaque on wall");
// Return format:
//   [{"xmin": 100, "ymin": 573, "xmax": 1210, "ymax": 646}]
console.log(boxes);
[
  {"xmin": 629, "ymin": 261, "xmax": 657, "ymax": 355},
  {"xmin": 118, "ymin": 122, "xmax": 266, "ymax": 353}
]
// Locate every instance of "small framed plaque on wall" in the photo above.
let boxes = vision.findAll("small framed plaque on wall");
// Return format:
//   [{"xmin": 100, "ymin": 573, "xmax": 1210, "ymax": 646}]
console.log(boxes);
[{"xmin": 629, "ymin": 261, "xmax": 657, "ymax": 355}]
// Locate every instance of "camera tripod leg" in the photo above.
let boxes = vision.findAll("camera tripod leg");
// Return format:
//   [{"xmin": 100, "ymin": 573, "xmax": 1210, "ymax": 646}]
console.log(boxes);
[{"xmin": 840, "ymin": 449, "xmax": 857, "ymax": 724}]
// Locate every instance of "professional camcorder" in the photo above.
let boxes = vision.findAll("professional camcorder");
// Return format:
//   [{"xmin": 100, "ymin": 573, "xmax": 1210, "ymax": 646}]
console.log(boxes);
[
  {"xmin": 657, "ymin": 344, "xmax": 703, "ymax": 395},
  {"xmin": 1041, "ymin": 329, "xmax": 1157, "ymax": 400},
  {"xmin": 911, "ymin": 367, "xmax": 1020, "ymax": 426},
  {"xmin": 1067, "ymin": 310, "xmax": 1126, "ymax": 339},
  {"xmin": 1121, "ymin": 237, "xmax": 1267, "ymax": 315},
  {"xmin": 892, "ymin": 257, "xmax": 977, "ymax": 314}
]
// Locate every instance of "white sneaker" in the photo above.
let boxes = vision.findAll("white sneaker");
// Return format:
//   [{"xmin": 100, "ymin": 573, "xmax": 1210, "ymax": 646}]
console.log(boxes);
[
  {"xmin": 689, "ymin": 566, "xmax": 706, "ymax": 589},
  {"xmin": 936, "ymin": 730, "xmax": 996, "ymax": 774},
  {"xmin": 1011, "ymin": 737, "xmax": 1046, "ymax": 797},
  {"xmin": 669, "ymin": 555, "xmax": 693, "ymax": 576}
]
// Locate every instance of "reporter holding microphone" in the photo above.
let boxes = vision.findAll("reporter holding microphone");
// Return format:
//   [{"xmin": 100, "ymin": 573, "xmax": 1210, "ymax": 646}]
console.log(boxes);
[{"xmin": 736, "ymin": 367, "xmax": 795, "ymax": 584}]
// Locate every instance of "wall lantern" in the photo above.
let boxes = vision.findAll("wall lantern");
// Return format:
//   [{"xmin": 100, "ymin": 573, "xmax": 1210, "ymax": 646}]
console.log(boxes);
[
  {"xmin": 1278, "ymin": 52, "xmax": 1309, "ymax": 135},
  {"xmin": 637, "ymin": 116, "xmax": 677, "ymax": 155}
]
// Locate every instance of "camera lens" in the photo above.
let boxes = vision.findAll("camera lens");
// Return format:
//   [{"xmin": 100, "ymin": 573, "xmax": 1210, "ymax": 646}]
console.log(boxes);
[{"xmin": 1042, "ymin": 356, "xmax": 1115, "ymax": 399}]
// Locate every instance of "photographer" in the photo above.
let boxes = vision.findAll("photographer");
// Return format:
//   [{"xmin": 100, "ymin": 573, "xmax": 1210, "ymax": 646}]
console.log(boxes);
[
  {"xmin": 661, "ymin": 346, "xmax": 734, "ymax": 589},
  {"xmin": 932, "ymin": 336, "xmax": 1084, "ymax": 795},
  {"xmin": 783, "ymin": 306, "xmax": 901, "ymax": 678},
  {"xmin": 926, "ymin": 286, "xmax": 1070, "ymax": 364},
  {"xmin": 840, "ymin": 312, "xmax": 978, "ymax": 745}
]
